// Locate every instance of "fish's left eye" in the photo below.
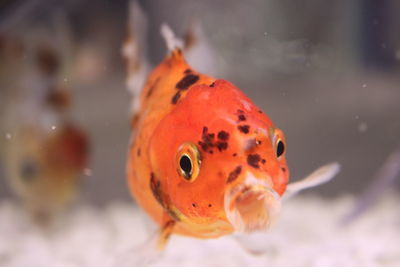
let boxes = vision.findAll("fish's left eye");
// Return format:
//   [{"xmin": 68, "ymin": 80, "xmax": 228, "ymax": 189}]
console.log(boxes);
[
  {"xmin": 276, "ymin": 140, "xmax": 285, "ymax": 158},
  {"xmin": 176, "ymin": 142, "xmax": 201, "ymax": 182}
]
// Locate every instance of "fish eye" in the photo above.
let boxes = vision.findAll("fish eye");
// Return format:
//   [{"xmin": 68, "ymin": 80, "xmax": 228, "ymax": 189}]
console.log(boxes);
[
  {"xmin": 176, "ymin": 142, "xmax": 201, "ymax": 182},
  {"xmin": 179, "ymin": 154, "xmax": 192, "ymax": 177},
  {"xmin": 276, "ymin": 140, "xmax": 285, "ymax": 158}
]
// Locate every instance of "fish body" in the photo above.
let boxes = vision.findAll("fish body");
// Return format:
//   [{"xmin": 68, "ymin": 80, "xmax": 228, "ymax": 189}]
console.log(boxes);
[
  {"xmin": 125, "ymin": 5, "xmax": 339, "ymax": 251},
  {"xmin": 127, "ymin": 49, "xmax": 289, "ymax": 245}
]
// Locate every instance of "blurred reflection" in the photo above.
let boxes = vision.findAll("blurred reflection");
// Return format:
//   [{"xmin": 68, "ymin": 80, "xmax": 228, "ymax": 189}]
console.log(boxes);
[{"xmin": 1, "ymin": 36, "xmax": 88, "ymax": 224}]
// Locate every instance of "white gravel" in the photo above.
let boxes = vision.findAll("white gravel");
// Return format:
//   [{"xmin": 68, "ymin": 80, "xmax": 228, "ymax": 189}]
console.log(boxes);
[{"xmin": 0, "ymin": 193, "xmax": 399, "ymax": 267}]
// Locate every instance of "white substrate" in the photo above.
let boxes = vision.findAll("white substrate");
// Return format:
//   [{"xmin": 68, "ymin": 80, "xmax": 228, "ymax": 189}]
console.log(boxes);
[{"xmin": 0, "ymin": 194, "xmax": 399, "ymax": 267}]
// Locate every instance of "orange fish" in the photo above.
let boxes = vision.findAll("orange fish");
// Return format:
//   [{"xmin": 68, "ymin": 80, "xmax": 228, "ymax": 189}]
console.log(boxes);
[{"xmin": 124, "ymin": 10, "xmax": 339, "ymax": 251}]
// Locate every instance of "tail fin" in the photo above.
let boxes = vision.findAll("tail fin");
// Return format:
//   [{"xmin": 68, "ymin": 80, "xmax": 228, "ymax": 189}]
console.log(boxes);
[
  {"xmin": 182, "ymin": 20, "xmax": 218, "ymax": 76},
  {"xmin": 122, "ymin": 1, "xmax": 150, "ymax": 115},
  {"xmin": 123, "ymin": 6, "xmax": 218, "ymax": 115},
  {"xmin": 161, "ymin": 21, "xmax": 218, "ymax": 76},
  {"xmin": 160, "ymin": 23, "xmax": 184, "ymax": 52}
]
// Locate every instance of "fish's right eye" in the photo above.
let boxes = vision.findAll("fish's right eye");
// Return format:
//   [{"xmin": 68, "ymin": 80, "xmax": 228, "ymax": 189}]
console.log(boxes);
[
  {"xmin": 179, "ymin": 154, "xmax": 192, "ymax": 178},
  {"xmin": 176, "ymin": 142, "xmax": 201, "ymax": 182}
]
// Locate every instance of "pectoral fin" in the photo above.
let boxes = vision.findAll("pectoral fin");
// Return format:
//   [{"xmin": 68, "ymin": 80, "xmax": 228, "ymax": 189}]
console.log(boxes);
[
  {"xmin": 157, "ymin": 218, "xmax": 176, "ymax": 250},
  {"xmin": 284, "ymin": 162, "xmax": 341, "ymax": 199}
]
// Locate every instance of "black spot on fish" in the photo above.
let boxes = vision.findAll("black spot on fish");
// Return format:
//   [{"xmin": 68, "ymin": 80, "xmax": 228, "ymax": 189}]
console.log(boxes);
[
  {"xmin": 216, "ymin": 141, "xmax": 228, "ymax": 151},
  {"xmin": 199, "ymin": 127, "xmax": 214, "ymax": 152},
  {"xmin": 146, "ymin": 77, "xmax": 160, "ymax": 98},
  {"xmin": 176, "ymin": 74, "xmax": 199, "ymax": 90},
  {"xmin": 227, "ymin": 165, "xmax": 242, "ymax": 183},
  {"xmin": 171, "ymin": 91, "xmax": 181, "ymax": 104},
  {"xmin": 261, "ymin": 159, "xmax": 266, "ymax": 164},
  {"xmin": 184, "ymin": 68, "xmax": 192, "ymax": 74},
  {"xmin": 198, "ymin": 141, "xmax": 209, "ymax": 152},
  {"xmin": 238, "ymin": 114, "xmax": 246, "ymax": 121},
  {"xmin": 208, "ymin": 204, "xmax": 212, "ymax": 208},
  {"xmin": 150, "ymin": 175, "xmax": 179, "ymax": 221},
  {"xmin": 258, "ymin": 110, "xmax": 263, "ymax": 114},
  {"xmin": 217, "ymin": 131, "xmax": 229, "ymax": 141},
  {"xmin": 238, "ymin": 125, "xmax": 250, "ymax": 134},
  {"xmin": 200, "ymin": 127, "xmax": 230, "ymax": 153},
  {"xmin": 232, "ymin": 153, "xmax": 237, "ymax": 157},
  {"xmin": 281, "ymin": 167, "xmax": 286, "ymax": 172},
  {"xmin": 192, "ymin": 203, "xmax": 196, "ymax": 207},
  {"xmin": 207, "ymin": 133, "xmax": 215, "ymax": 141},
  {"xmin": 247, "ymin": 154, "xmax": 261, "ymax": 168},
  {"xmin": 209, "ymin": 82, "xmax": 215, "ymax": 87},
  {"xmin": 150, "ymin": 173, "xmax": 164, "ymax": 207}
]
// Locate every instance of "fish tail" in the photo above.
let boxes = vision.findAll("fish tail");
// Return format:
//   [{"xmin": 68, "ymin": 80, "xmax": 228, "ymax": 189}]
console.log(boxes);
[
  {"xmin": 182, "ymin": 20, "xmax": 218, "ymax": 75},
  {"xmin": 161, "ymin": 21, "xmax": 218, "ymax": 75},
  {"xmin": 160, "ymin": 23, "xmax": 185, "ymax": 53},
  {"xmin": 122, "ymin": 0, "xmax": 150, "ymax": 115}
]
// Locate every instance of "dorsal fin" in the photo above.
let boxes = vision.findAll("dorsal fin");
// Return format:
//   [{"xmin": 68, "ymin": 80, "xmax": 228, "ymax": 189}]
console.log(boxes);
[{"xmin": 123, "ymin": 1, "xmax": 150, "ymax": 115}]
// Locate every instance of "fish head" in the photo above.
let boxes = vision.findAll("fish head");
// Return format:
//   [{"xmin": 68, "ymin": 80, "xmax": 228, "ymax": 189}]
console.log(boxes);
[{"xmin": 149, "ymin": 79, "xmax": 289, "ymax": 234}]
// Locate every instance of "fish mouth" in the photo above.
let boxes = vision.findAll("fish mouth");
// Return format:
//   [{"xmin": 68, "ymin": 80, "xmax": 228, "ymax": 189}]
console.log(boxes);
[{"xmin": 224, "ymin": 173, "xmax": 281, "ymax": 233}]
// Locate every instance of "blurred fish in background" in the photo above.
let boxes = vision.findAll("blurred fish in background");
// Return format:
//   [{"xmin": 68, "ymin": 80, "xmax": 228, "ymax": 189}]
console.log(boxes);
[{"xmin": 0, "ymin": 11, "xmax": 89, "ymax": 225}]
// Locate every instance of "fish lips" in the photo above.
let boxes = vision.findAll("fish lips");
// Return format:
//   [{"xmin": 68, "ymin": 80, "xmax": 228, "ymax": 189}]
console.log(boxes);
[{"xmin": 224, "ymin": 172, "xmax": 281, "ymax": 233}]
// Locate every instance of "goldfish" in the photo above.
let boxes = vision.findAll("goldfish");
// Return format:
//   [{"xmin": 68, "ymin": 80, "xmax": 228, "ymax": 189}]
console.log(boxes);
[{"xmin": 124, "ymin": 3, "xmax": 340, "ymax": 251}]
